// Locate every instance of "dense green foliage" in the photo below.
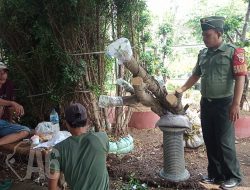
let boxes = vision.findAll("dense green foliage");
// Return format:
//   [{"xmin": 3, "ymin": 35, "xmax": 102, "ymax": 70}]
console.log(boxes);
[
  {"xmin": 0, "ymin": 0, "xmax": 149, "ymax": 129},
  {"xmin": 0, "ymin": 0, "xmax": 249, "ymax": 130},
  {"xmin": 186, "ymin": 0, "xmax": 250, "ymax": 70}
]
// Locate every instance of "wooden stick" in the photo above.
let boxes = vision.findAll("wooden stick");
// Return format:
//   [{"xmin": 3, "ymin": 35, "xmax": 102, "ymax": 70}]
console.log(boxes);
[
  {"xmin": 124, "ymin": 57, "xmax": 184, "ymax": 114},
  {"xmin": 131, "ymin": 76, "xmax": 143, "ymax": 86},
  {"xmin": 166, "ymin": 94, "xmax": 178, "ymax": 107},
  {"xmin": 122, "ymin": 95, "xmax": 139, "ymax": 105},
  {"xmin": 132, "ymin": 77, "xmax": 165, "ymax": 116}
]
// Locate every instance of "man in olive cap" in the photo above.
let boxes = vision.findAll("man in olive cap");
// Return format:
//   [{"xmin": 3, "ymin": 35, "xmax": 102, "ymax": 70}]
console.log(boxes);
[
  {"xmin": 48, "ymin": 103, "xmax": 109, "ymax": 190},
  {"xmin": 177, "ymin": 16, "xmax": 245, "ymax": 189}
]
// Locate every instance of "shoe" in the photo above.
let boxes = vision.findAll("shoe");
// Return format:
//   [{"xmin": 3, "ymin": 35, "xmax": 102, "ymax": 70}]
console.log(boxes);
[
  {"xmin": 201, "ymin": 176, "xmax": 224, "ymax": 185},
  {"xmin": 201, "ymin": 176, "xmax": 215, "ymax": 184},
  {"xmin": 220, "ymin": 178, "xmax": 241, "ymax": 189},
  {"xmin": 214, "ymin": 178, "xmax": 224, "ymax": 185}
]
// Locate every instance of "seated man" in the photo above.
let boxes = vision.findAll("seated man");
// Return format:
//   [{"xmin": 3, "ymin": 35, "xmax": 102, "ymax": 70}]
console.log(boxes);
[
  {"xmin": 0, "ymin": 61, "xmax": 30, "ymax": 146},
  {"xmin": 49, "ymin": 103, "xmax": 109, "ymax": 190}
]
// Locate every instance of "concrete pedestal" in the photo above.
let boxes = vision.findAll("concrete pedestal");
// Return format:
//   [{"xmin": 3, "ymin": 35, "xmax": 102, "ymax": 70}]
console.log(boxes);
[
  {"xmin": 156, "ymin": 113, "xmax": 191, "ymax": 182},
  {"xmin": 159, "ymin": 126, "xmax": 190, "ymax": 182}
]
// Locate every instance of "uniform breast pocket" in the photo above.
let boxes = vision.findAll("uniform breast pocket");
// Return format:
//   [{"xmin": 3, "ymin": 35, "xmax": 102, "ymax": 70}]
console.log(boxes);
[{"xmin": 214, "ymin": 54, "xmax": 232, "ymax": 77}]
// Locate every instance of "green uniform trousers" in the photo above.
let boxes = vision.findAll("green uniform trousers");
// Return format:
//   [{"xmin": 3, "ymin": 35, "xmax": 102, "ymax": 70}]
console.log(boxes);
[{"xmin": 200, "ymin": 96, "xmax": 242, "ymax": 181}]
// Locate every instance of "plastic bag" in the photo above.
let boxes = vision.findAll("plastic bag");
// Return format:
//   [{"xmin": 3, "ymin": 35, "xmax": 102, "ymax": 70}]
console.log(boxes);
[
  {"xmin": 109, "ymin": 142, "xmax": 118, "ymax": 153},
  {"xmin": 116, "ymin": 78, "xmax": 134, "ymax": 93},
  {"xmin": 186, "ymin": 109, "xmax": 201, "ymax": 126},
  {"xmin": 184, "ymin": 109, "xmax": 204, "ymax": 148},
  {"xmin": 98, "ymin": 95, "xmax": 123, "ymax": 108},
  {"xmin": 33, "ymin": 131, "xmax": 71, "ymax": 149},
  {"xmin": 116, "ymin": 144, "xmax": 134, "ymax": 154},
  {"xmin": 154, "ymin": 75, "xmax": 165, "ymax": 87},
  {"xmin": 35, "ymin": 122, "xmax": 60, "ymax": 135},
  {"xmin": 186, "ymin": 134, "xmax": 204, "ymax": 148},
  {"xmin": 108, "ymin": 134, "xmax": 134, "ymax": 154},
  {"xmin": 106, "ymin": 38, "xmax": 133, "ymax": 64}
]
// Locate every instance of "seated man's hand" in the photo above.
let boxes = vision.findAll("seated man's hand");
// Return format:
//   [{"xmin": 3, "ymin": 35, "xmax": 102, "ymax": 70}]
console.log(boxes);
[
  {"xmin": 3, "ymin": 107, "xmax": 16, "ymax": 123},
  {"xmin": 10, "ymin": 101, "xmax": 24, "ymax": 117}
]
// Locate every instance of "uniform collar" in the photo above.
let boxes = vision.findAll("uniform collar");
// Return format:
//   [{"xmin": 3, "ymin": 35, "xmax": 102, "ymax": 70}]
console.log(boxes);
[
  {"xmin": 208, "ymin": 41, "xmax": 226, "ymax": 52},
  {"xmin": 217, "ymin": 41, "xmax": 227, "ymax": 51}
]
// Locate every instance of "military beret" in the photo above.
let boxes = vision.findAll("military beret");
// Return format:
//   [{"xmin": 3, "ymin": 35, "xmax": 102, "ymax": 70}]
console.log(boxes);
[{"xmin": 200, "ymin": 16, "xmax": 225, "ymax": 32}]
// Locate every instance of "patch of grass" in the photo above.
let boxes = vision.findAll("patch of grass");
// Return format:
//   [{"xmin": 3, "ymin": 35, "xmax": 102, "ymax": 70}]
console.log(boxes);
[{"xmin": 121, "ymin": 173, "xmax": 148, "ymax": 190}]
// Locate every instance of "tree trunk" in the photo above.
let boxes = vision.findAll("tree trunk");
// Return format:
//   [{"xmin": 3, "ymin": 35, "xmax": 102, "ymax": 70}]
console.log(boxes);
[
  {"xmin": 124, "ymin": 57, "xmax": 182, "ymax": 114},
  {"xmin": 241, "ymin": 1, "xmax": 250, "ymax": 41},
  {"xmin": 114, "ymin": 7, "xmax": 128, "ymax": 137},
  {"xmin": 100, "ymin": 54, "xmax": 184, "ymax": 116}
]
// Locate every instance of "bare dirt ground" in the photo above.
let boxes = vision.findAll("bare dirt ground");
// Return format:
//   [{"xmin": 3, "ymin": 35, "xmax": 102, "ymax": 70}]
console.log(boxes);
[
  {"xmin": 1, "ymin": 93, "xmax": 250, "ymax": 190},
  {"xmin": 0, "ymin": 127, "xmax": 249, "ymax": 190},
  {"xmin": 108, "ymin": 127, "xmax": 250, "ymax": 190},
  {"xmin": 108, "ymin": 89, "xmax": 250, "ymax": 190}
]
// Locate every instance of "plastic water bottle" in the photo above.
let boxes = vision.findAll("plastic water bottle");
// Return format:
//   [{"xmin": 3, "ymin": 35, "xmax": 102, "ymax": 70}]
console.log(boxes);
[{"xmin": 50, "ymin": 108, "xmax": 59, "ymax": 124}]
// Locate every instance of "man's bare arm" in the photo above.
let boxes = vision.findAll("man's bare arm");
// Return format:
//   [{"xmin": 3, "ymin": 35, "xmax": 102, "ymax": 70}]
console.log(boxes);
[
  {"xmin": 178, "ymin": 74, "xmax": 200, "ymax": 93},
  {"xmin": 0, "ymin": 99, "xmax": 24, "ymax": 116},
  {"xmin": 48, "ymin": 171, "xmax": 60, "ymax": 190},
  {"xmin": 230, "ymin": 76, "xmax": 245, "ymax": 122}
]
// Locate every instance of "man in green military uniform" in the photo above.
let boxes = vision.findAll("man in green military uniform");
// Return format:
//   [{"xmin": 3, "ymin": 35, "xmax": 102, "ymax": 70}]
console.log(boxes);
[
  {"xmin": 48, "ymin": 103, "xmax": 109, "ymax": 190},
  {"xmin": 177, "ymin": 16, "xmax": 247, "ymax": 189}
]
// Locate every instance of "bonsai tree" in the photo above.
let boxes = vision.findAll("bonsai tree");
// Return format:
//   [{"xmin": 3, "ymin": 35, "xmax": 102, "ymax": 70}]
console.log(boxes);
[{"xmin": 99, "ymin": 38, "xmax": 185, "ymax": 117}]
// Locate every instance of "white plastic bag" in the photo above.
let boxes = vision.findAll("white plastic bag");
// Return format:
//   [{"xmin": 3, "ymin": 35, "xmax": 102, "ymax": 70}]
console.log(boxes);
[
  {"xmin": 33, "ymin": 131, "xmax": 71, "ymax": 149},
  {"xmin": 154, "ymin": 75, "xmax": 165, "ymax": 87},
  {"xmin": 186, "ymin": 109, "xmax": 201, "ymax": 126},
  {"xmin": 106, "ymin": 38, "xmax": 133, "ymax": 64},
  {"xmin": 98, "ymin": 95, "xmax": 123, "ymax": 108},
  {"xmin": 186, "ymin": 134, "xmax": 204, "ymax": 148},
  {"xmin": 116, "ymin": 78, "xmax": 134, "ymax": 93},
  {"xmin": 184, "ymin": 109, "xmax": 204, "ymax": 148},
  {"xmin": 35, "ymin": 122, "xmax": 60, "ymax": 135}
]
